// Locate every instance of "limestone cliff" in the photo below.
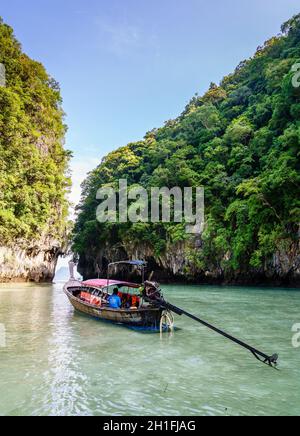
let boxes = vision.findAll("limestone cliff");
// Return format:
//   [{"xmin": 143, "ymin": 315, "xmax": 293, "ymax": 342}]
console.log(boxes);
[
  {"xmin": 0, "ymin": 239, "xmax": 62, "ymax": 283},
  {"xmin": 77, "ymin": 237, "xmax": 300, "ymax": 287},
  {"xmin": 74, "ymin": 15, "xmax": 300, "ymax": 288},
  {"xmin": 0, "ymin": 18, "xmax": 70, "ymax": 282}
]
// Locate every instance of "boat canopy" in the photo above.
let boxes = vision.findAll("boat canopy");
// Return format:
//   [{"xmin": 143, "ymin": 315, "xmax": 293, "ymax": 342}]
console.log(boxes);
[
  {"xmin": 83, "ymin": 279, "xmax": 140, "ymax": 289},
  {"xmin": 108, "ymin": 260, "xmax": 147, "ymax": 267},
  {"xmin": 107, "ymin": 260, "xmax": 147, "ymax": 284}
]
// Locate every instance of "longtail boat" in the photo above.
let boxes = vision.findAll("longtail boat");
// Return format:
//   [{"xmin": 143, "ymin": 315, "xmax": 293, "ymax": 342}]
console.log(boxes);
[
  {"xmin": 64, "ymin": 259, "xmax": 278, "ymax": 368},
  {"xmin": 63, "ymin": 261, "xmax": 169, "ymax": 330}
]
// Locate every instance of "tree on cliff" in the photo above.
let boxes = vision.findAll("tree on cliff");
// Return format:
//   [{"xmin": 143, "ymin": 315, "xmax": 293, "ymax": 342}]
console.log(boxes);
[
  {"xmin": 0, "ymin": 18, "xmax": 71, "ymax": 247},
  {"xmin": 73, "ymin": 14, "xmax": 300, "ymax": 284}
]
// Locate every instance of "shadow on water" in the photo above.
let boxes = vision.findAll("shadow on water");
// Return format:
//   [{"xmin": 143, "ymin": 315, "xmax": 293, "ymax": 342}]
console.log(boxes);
[{"xmin": 72, "ymin": 309, "xmax": 182, "ymax": 334}]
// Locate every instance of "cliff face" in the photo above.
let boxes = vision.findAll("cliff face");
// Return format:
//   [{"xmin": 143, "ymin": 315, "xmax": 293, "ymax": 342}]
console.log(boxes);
[
  {"xmin": 78, "ymin": 238, "xmax": 300, "ymax": 287},
  {"xmin": 0, "ymin": 238, "xmax": 62, "ymax": 283},
  {"xmin": 77, "ymin": 241, "xmax": 187, "ymax": 282},
  {"xmin": 0, "ymin": 18, "xmax": 70, "ymax": 282}
]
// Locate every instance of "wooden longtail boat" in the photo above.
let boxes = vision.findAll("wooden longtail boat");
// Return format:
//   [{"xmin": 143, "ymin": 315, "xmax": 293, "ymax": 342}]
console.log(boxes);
[
  {"xmin": 63, "ymin": 261, "xmax": 166, "ymax": 329},
  {"xmin": 64, "ymin": 260, "xmax": 278, "ymax": 367}
]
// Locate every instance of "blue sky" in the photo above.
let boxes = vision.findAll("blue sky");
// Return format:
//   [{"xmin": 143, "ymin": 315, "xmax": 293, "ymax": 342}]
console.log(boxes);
[{"xmin": 1, "ymin": 0, "xmax": 299, "ymax": 205}]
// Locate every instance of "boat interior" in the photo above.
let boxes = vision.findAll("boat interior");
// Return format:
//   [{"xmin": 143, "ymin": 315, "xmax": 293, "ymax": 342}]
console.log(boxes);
[{"xmin": 68, "ymin": 284, "xmax": 142, "ymax": 310}]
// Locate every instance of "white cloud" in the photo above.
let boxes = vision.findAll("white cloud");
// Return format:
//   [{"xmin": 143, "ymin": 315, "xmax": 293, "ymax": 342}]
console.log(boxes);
[
  {"xmin": 95, "ymin": 15, "xmax": 159, "ymax": 57},
  {"xmin": 101, "ymin": 21, "xmax": 141, "ymax": 56}
]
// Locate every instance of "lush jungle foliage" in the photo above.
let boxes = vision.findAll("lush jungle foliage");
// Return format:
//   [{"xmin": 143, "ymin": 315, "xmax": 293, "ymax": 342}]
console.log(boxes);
[
  {"xmin": 0, "ymin": 18, "xmax": 71, "ymax": 245},
  {"xmin": 74, "ymin": 15, "xmax": 300, "ymax": 279}
]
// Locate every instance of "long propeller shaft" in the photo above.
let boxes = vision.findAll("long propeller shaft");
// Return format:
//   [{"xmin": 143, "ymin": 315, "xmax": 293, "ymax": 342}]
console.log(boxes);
[{"xmin": 157, "ymin": 299, "xmax": 278, "ymax": 368}]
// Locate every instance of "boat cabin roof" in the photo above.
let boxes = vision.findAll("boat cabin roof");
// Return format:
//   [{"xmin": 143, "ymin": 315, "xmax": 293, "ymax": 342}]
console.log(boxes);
[{"xmin": 82, "ymin": 279, "xmax": 140, "ymax": 289}]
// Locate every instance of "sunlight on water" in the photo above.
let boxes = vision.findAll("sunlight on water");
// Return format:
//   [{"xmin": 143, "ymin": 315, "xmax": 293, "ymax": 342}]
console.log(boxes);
[{"xmin": 0, "ymin": 282, "xmax": 299, "ymax": 416}]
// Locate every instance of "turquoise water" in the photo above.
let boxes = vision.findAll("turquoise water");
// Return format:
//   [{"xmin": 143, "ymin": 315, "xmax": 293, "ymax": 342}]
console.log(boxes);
[{"xmin": 0, "ymin": 282, "xmax": 299, "ymax": 416}]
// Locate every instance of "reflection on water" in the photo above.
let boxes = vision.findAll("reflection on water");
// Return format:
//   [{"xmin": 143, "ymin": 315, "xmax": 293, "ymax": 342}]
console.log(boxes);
[{"xmin": 0, "ymin": 282, "xmax": 300, "ymax": 416}]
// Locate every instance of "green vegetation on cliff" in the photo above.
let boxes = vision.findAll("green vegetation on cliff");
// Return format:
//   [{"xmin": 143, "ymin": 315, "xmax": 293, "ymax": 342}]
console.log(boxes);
[
  {"xmin": 0, "ymin": 18, "xmax": 71, "ymax": 245},
  {"xmin": 74, "ymin": 15, "xmax": 300, "ymax": 282}
]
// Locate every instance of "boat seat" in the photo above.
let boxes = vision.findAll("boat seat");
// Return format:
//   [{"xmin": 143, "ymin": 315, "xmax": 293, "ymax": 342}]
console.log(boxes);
[
  {"xmin": 90, "ymin": 296, "xmax": 101, "ymax": 307},
  {"xmin": 80, "ymin": 291, "xmax": 91, "ymax": 303}
]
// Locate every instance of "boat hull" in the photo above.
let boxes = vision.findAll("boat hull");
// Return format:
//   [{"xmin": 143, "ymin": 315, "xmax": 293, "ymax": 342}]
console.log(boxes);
[{"xmin": 64, "ymin": 287, "xmax": 163, "ymax": 329}]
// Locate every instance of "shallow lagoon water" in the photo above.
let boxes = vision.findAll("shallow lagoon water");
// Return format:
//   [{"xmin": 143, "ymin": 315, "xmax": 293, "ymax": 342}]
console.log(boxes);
[{"xmin": 0, "ymin": 282, "xmax": 299, "ymax": 416}]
